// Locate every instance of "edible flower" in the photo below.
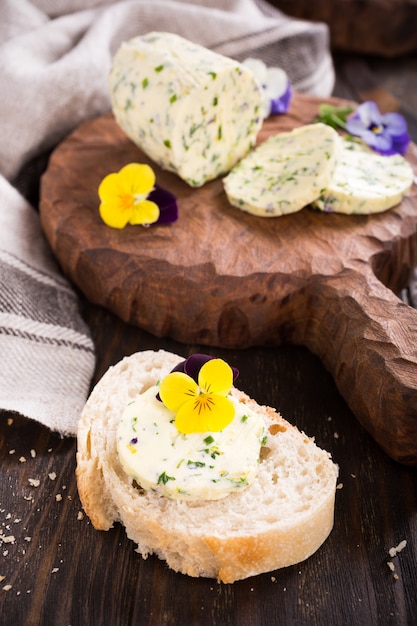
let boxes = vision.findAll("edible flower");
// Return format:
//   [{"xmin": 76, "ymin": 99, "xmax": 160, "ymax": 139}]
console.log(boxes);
[
  {"xmin": 98, "ymin": 163, "xmax": 178, "ymax": 228},
  {"xmin": 158, "ymin": 354, "xmax": 239, "ymax": 434},
  {"xmin": 345, "ymin": 101, "xmax": 410, "ymax": 156},
  {"xmin": 316, "ymin": 101, "xmax": 410, "ymax": 156},
  {"xmin": 242, "ymin": 58, "xmax": 292, "ymax": 118}
]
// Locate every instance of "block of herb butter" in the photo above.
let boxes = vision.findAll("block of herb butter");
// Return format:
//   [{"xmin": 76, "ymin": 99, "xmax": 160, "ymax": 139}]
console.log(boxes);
[
  {"xmin": 109, "ymin": 32, "xmax": 264, "ymax": 187},
  {"xmin": 117, "ymin": 385, "xmax": 267, "ymax": 501},
  {"xmin": 223, "ymin": 123, "xmax": 339, "ymax": 217},
  {"xmin": 313, "ymin": 138, "xmax": 414, "ymax": 214}
]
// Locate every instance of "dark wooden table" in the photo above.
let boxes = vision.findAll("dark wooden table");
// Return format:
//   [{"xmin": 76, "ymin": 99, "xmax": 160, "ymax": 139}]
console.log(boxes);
[{"xmin": 1, "ymin": 53, "xmax": 417, "ymax": 626}]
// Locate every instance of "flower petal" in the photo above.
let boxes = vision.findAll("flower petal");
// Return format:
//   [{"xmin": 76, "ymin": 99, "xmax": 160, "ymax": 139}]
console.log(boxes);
[
  {"xmin": 175, "ymin": 393, "xmax": 235, "ymax": 434},
  {"xmin": 129, "ymin": 199, "xmax": 160, "ymax": 225},
  {"xmin": 362, "ymin": 130, "xmax": 392, "ymax": 153},
  {"xmin": 149, "ymin": 186, "xmax": 179, "ymax": 223},
  {"xmin": 242, "ymin": 58, "xmax": 268, "ymax": 85},
  {"xmin": 358, "ymin": 101, "xmax": 382, "ymax": 127},
  {"xmin": 159, "ymin": 372, "xmax": 198, "ymax": 412},
  {"xmin": 118, "ymin": 163, "xmax": 155, "ymax": 195},
  {"xmin": 198, "ymin": 358, "xmax": 233, "ymax": 396},
  {"xmin": 266, "ymin": 67, "xmax": 289, "ymax": 99},
  {"xmin": 183, "ymin": 354, "xmax": 214, "ymax": 379},
  {"xmin": 381, "ymin": 112, "xmax": 408, "ymax": 136},
  {"xmin": 98, "ymin": 172, "xmax": 120, "ymax": 202},
  {"xmin": 99, "ymin": 201, "xmax": 131, "ymax": 229},
  {"xmin": 269, "ymin": 81, "xmax": 292, "ymax": 115},
  {"xmin": 391, "ymin": 131, "xmax": 411, "ymax": 155}
]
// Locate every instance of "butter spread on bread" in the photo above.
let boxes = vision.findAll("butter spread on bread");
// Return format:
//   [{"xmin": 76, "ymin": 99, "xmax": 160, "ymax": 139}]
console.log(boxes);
[
  {"xmin": 313, "ymin": 138, "xmax": 414, "ymax": 214},
  {"xmin": 109, "ymin": 32, "xmax": 263, "ymax": 187},
  {"xmin": 117, "ymin": 385, "xmax": 266, "ymax": 501},
  {"xmin": 223, "ymin": 123, "xmax": 339, "ymax": 216},
  {"xmin": 76, "ymin": 350, "xmax": 338, "ymax": 583}
]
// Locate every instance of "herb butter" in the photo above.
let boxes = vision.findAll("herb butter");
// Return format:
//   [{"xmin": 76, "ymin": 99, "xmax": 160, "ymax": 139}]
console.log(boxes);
[
  {"xmin": 223, "ymin": 123, "xmax": 339, "ymax": 216},
  {"xmin": 313, "ymin": 138, "xmax": 414, "ymax": 214},
  {"xmin": 109, "ymin": 32, "xmax": 263, "ymax": 187},
  {"xmin": 117, "ymin": 386, "xmax": 267, "ymax": 501}
]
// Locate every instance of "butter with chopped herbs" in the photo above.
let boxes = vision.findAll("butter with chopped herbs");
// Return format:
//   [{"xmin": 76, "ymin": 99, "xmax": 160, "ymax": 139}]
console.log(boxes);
[{"xmin": 109, "ymin": 32, "xmax": 264, "ymax": 187}]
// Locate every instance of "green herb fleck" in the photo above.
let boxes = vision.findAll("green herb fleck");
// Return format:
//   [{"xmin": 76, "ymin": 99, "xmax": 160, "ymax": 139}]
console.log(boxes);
[
  {"xmin": 187, "ymin": 460, "xmax": 206, "ymax": 468},
  {"xmin": 157, "ymin": 471, "xmax": 175, "ymax": 485},
  {"xmin": 164, "ymin": 139, "xmax": 172, "ymax": 149},
  {"xmin": 142, "ymin": 77, "xmax": 149, "ymax": 89},
  {"xmin": 213, "ymin": 96, "xmax": 218, "ymax": 106},
  {"xmin": 204, "ymin": 435, "xmax": 214, "ymax": 445},
  {"xmin": 208, "ymin": 71, "xmax": 217, "ymax": 80},
  {"xmin": 261, "ymin": 435, "xmax": 268, "ymax": 446},
  {"xmin": 241, "ymin": 414, "xmax": 249, "ymax": 423},
  {"xmin": 217, "ymin": 125, "xmax": 222, "ymax": 140},
  {"xmin": 170, "ymin": 94, "xmax": 177, "ymax": 104},
  {"xmin": 154, "ymin": 65, "xmax": 164, "ymax": 73}
]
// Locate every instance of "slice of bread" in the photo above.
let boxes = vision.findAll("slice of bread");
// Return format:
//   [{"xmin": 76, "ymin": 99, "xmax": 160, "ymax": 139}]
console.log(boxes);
[{"xmin": 76, "ymin": 349, "xmax": 338, "ymax": 583}]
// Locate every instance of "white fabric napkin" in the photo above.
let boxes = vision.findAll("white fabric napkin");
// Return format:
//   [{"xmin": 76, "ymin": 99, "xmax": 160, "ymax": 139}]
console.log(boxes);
[{"xmin": 0, "ymin": 0, "xmax": 334, "ymax": 435}]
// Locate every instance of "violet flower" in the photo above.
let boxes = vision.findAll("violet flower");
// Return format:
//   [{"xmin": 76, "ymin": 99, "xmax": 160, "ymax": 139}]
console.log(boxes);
[
  {"xmin": 242, "ymin": 58, "xmax": 292, "ymax": 118},
  {"xmin": 156, "ymin": 354, "xmax": 239, "ymax": 402},
  {"xmin": 345, "ymin": 101, "xmax": 410, "ymax": 156}
]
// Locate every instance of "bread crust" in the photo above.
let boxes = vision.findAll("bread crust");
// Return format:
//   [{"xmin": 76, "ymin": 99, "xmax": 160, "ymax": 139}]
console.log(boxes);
[{"xmin": 76, "ymin": 349, "xmax": 338, "ymax": 583}]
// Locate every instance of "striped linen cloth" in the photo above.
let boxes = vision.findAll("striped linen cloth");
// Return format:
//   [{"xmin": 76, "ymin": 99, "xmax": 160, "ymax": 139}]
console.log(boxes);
[{"xmin": 0, "ymin": 177, "xmax": 95, "ymax": 436}]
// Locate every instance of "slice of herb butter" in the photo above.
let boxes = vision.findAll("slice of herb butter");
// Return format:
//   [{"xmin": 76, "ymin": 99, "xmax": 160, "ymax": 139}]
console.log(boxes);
[
  {"xmin": 109, "ymin": 32, "xmax": 263, "ymax": 187},
  {"xmin": 223, "ymin": 123, "xmax": 339, "ymax": 216},
  {"xmin": 117, "ymin": 386, "xmax": 267, "ymax": 501},
  {"xmin": 313, "ymin": 138, "xmax": 414, "ymax": 214}
]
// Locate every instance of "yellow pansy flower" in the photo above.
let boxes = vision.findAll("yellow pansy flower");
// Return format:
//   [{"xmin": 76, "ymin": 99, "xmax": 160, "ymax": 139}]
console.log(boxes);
[
  {"xmin": 98, "ymin": 163, "xmax": 160, "ymax": 228},
  {"xmin": 159, "ymin": 358, "xmax": 235, "ymax": 434}
]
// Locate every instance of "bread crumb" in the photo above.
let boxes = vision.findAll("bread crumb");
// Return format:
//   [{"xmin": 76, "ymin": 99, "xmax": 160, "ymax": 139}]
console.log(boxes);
[
  {"xmin": 51, "ymin": 568, "xmax": 59, "ymax": 574},
  {"xmin": 28, "ymin": 478, "xmax": 40, "ymax": 487},
  {"xmin": 9, "ymin": 449, "xmax": 15, "ymax": 455},
  {"xmin": 271, "ymin": 576, "xmax": 276, "ymax": 582},
  {"xmin": 2, "ymin": 584, "xmax": 12, "ymax": 591},
  {"xmin": 48, "ymin": 472, "xmax": 57, "ymax": 481},
  {"xmin": 24, "ymin": 537, "xmax": 31, "ymax": 542},
  {"xmin": 389, "ymin": 540, "xmax": 407, "ymax": 558},
  {"xmin": 350, "ymin": 474, "xmax": 356, "ymax": 478},
  {"xmin": 333, "ymin": 432, "xmax": 339, "ymax": 439},
  {"xmin": 19, "ymin": 456, "xmax": 26, "ymax": 463},
  {"xmin": 336, "ymin": 483, "xmax": 343, "ymax": 490},
  {"xmin": 2, "ymin": 536, "xmax": 15, "ymax": 544},
  {"xmin": 30, "ymin": 449, "xmax": 36, "ymax": 458},
  {"xmin": 387, "ymin": 561, "xmax": 395, "ymax": 572},
  {"xmin": 7, "ymin": 418, "xmax": 13, "ymax": 426},
  {"xmin": 55, "ymin": 494, "xmax": 62, "ymax": 502},
  {"xmin": 77, "ymin": 511, "xmax": 84, "ymax": 521},
  {"xmin": 0, "ymin": 576, "xmax": 5, "ymax": 582}
]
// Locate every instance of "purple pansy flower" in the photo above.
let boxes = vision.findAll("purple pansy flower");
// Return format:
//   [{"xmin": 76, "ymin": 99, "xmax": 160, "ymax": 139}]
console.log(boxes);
[
  {"xmin": 345, "ymin": 101, "xmax": 410, "ymax": 156},
  {"xmin": 156, "ymin": 354, "xmax": 239, "ymax": 402},
  {"xmin": 242, "ymin": 58, "xmax": 292, "ymax": 118}
]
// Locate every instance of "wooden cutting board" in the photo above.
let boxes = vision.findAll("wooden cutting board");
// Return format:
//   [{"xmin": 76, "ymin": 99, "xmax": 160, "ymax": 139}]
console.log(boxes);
[{"xmin": 40, "ymin": 93, "xmax": 417, "ymax": 466}]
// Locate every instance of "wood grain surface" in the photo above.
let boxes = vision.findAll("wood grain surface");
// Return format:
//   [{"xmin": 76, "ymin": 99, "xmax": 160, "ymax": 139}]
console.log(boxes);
[{"xmin": 39, "ymin": 93, "xmax": 417, "ymax": 465}]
